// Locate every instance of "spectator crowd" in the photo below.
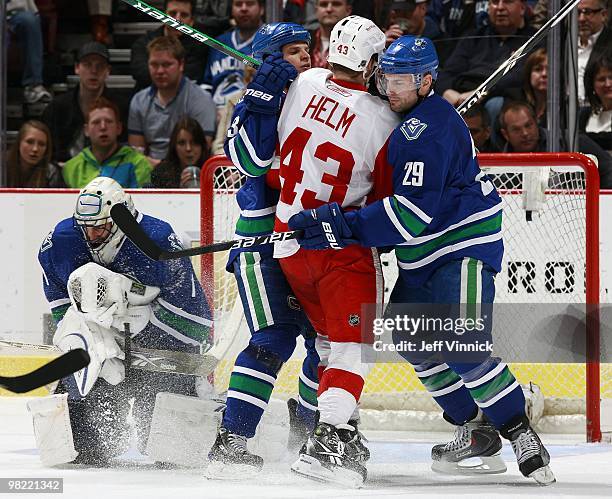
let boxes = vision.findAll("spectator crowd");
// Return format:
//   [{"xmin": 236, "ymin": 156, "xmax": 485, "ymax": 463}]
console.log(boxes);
[{"xmin": 5, "ymin": 0, "xmax": 612, "ymax": 189}]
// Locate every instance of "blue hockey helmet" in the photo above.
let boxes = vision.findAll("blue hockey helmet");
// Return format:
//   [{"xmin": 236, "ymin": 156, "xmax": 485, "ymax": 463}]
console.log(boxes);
[
  {"xmin": 379, "ymin": 35, "xmax": 439, "ymax": 79},
  {"xmin": 252, "ymin": 22, "xmax": 311, "ymax": 61}
]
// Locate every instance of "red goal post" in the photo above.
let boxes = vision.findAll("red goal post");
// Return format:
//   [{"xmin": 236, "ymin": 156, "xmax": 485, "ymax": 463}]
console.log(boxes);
[{"xmin": 200, "ymin": 152, "xmax": 603, "ymax": 442}]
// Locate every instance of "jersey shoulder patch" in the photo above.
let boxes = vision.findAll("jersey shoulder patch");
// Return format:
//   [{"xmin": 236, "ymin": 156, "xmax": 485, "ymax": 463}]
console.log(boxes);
[{"xmin": 400, "ymin": 117, "xmax": 428, "ymax": 141}]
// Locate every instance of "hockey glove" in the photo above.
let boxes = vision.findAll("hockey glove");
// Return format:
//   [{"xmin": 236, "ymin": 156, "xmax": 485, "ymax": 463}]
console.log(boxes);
[
  {"xmin": 288, "ymin": 202, "xmax": 359, "ymax": 250},
  {"xmin": 244, "ymin": 52, "xmax": 297, "ymax": 115}
]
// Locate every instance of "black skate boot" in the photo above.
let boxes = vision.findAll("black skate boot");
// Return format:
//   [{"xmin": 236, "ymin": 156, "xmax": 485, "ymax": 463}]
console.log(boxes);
[
  {"xmin": 287, "ymin": 398, "xmax": 312, "ymax": 454},
  {"xmin": 291, "ymin": 422, "xmax": 367, "ymax": 488},
  {"xmin": 431, "ymin": 412, "xmax": 506, "ymax": 475},
  {"xmin": 500, "ymin": 415, "xmax": 555, "ymax": 485},
  {"xmin": 206, "ymin": 427, "xmax": 263, "ymax": 479},
  {"xmin": 337, "ymin": 420, "xmax": 370, "ymax": 463}
]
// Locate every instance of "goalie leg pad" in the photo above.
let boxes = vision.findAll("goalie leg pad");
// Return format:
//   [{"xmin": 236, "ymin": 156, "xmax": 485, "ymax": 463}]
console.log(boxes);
[
  {"xmin": 146, "ymin": 392, "xmax": 223, "ymax": 467},
  {"xmin": 27, "ymin": 394, "xmax": 78, "ymax": 466}
]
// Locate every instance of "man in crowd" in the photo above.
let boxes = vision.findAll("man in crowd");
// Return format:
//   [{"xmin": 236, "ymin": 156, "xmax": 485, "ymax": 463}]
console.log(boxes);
[
  {"xmin": 43, "ymin": 42, "xmax": 130, "ymax": 163},
  {"xmin": 308, "ymin": 0, "xmax": 353, "ymax": 68},
  {"xmin": 202, "ymin": 0, "xmax": 265, "ymax": 107},
  {"xmin": 128, "ymin": 36, "xmax": 216, "ymax": 166},
  {"xmin": 437, "ymin": 0, "xmax": 536, "ymax": 107},
  {"xmin": 130, "ymin": 0, "xmax": 210, "ymax": 92},
  {"xmin": 463, "ymin": 103, "xmax": 500, "ymax": 152},
  {"xmin": 63, "ymin": 97, "xmax": 152, "ymax": 188},
  {"xmin": 577, "ymin": 0, "xmax": 610, "ymax": 105},
  {"xmin": 499, "ymin": 100, "xmax": 612, "ymax": 187}
]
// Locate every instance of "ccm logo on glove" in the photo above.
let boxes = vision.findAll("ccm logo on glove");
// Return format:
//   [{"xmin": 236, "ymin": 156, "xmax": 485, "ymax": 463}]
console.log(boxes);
[{"xmin": 244, "ymin": 88, "xmax": 274, "ymax": 102}]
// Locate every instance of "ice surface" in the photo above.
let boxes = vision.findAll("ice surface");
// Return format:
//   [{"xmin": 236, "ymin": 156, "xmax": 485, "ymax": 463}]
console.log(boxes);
[{"xmin": 2, "ymin": 397, "xmax": 611, "ymax": 499}]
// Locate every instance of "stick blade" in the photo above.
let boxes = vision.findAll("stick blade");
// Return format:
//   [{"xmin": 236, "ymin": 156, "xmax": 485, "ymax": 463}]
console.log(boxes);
[
  {"xmin": 0, "ymin": 349, "xmax": 90, "ymax": 393},
  {"xmin": 110, "ymin": 204, "xmax": 162, "ymax": 260}
]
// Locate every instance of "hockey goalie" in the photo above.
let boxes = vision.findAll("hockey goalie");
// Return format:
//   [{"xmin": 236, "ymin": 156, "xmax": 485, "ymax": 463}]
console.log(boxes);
[{"xmin": 28, "ymin": 177, "xmax": 220, "ymax": 467}]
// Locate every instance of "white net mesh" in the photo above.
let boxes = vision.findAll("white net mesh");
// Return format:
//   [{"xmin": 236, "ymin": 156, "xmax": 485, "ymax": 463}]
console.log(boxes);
[{"xmin": 200, "ymin": 155, "xmax": 608, "ymax": 437}]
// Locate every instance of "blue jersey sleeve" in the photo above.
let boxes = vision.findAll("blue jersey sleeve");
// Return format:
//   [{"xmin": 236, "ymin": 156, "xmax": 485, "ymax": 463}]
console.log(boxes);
[
  {"xmin": 224, "ymin": 99, "xmax": 279, "ymax": 177},
  {"xmin": 345, "ymin": 119, "xmax": 448, "ymax": 247},
  {"xmin": 38, "ymin": 219, "xmax": 91, "ymax": 323},
  {"xmin": 123, "ymin": 216, "xmax": 213, "ymax": 350}
]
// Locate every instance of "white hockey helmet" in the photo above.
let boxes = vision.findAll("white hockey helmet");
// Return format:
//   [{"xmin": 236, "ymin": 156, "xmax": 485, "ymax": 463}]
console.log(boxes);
[
  {"xmin": 73, "ymin": 177, "xmax": 135, "ymax": 265},
  {"xmin": 328, "ymin": 15, "xmax": 386, "ymax": 75}
]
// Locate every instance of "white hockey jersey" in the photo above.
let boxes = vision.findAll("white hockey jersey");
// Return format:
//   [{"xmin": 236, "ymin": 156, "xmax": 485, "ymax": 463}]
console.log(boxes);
[{"xmin": 273, "ymin": 68, "xmax": 401, "ymax": 257}]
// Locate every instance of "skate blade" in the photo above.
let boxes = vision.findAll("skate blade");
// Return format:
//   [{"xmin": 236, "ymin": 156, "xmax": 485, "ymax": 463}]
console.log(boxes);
[
  {"xmin": 432, "ymin": 454, "xmax": 507, "ymax": 475},
  {"xmin": 529, "ymin": 465, "xmax": 556, "ymax": 486},
  {"xmin": 204, "ymin": 460, "xmax": 261, "ymax": 480},
  {"xmin": 291, "ymin": 454, "xmax": 365, "ymax": 488}
]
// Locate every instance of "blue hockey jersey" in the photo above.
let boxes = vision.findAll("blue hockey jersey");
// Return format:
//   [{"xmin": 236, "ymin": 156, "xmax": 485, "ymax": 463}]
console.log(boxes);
[
  {"xmin": 344, "ymin": 93, "xmax": 504, "ymax": 286},
  {"xmin": 38, "ymin": 213, "xmax": 212, "ymax": 351},
  {"xmin": 203, "ymin": 29, "xmax": 255, "ymax": 107}
]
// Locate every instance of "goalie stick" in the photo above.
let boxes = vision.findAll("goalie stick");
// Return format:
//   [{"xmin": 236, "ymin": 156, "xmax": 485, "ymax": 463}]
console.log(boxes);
[
  {"xmin": 0, "ymin": 349, "xmax": 89, "ymax": 394},
  {"xmin": 0, "ymin": 340, "xmax": 218, "ymax": 378},
  {"xmin": 110, "ymin": 203, "xmax": 303, "ymax": 261},
  {"xmin": 457, "ymin": 0, "xmax": 581, "ymax": 114}
]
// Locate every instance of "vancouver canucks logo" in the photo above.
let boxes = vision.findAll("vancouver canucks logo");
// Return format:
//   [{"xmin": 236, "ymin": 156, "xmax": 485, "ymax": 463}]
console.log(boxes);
[
  {"xmin": 412, "ymin": 38, "xmax": 427, "ymax": 52},
  {"xmin": 401, "ymin": 118, "xmax": 428, "ymax": 141}
]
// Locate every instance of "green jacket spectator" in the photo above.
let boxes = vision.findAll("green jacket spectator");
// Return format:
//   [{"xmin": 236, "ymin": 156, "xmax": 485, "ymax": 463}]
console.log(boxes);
[{"xmin": 63, "ymin": 145, "xmax": 152, "ymax": 188}]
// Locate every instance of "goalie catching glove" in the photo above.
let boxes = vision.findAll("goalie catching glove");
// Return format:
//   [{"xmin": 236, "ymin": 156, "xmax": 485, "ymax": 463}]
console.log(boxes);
[
  {"xmin": 243, "ymin": 52, "xmax": 297, "ymax": 115},
  {"xmin": 54, "ymin": 262, "xmax": 161, "ymax": 396},
  {"xmin": 288, "ymin": 202, "xmax": 359, "ymax": 250}
]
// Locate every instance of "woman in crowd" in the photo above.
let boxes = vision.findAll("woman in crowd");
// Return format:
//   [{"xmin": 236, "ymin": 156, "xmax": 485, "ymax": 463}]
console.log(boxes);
[
  {"xmin": 150, "ymin": 117, "xmax": 209, "ymax": 188},
  {"xmin": 504, "ymin": 48, "xmax": 548, "ymax": 125},
  {"xmin": 580, "ymin": 53, "xmax": 612, "ymax": 154},
  {"xmin": 6, "ymin": 120, "xmax": 63, "ymax": 187}
]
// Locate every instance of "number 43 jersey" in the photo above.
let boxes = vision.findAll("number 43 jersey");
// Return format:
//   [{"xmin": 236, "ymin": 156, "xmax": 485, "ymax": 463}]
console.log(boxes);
[{"xmin": 273, "ymin": 68, "xmax": 401, "ymax": 257}]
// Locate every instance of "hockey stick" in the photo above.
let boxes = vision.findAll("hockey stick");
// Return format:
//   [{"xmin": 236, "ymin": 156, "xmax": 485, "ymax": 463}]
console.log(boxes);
[
  {"xmin": 119, "ymin": 0, "xmax": 260, "ymax": 68},
  {"xmin": 0, "ymin": 340, "xmax": 217, "ymax": 377},
  {"xmin": 457, "ymin": 0, "xmax": 581, "ymax": 114},
  {"xmin": 110, "ymin": 203, "xmax": 303, "ymax": 261},
  {"xmin": 0, "ymin": 349, "xmax": 90, "ymax": 394}
]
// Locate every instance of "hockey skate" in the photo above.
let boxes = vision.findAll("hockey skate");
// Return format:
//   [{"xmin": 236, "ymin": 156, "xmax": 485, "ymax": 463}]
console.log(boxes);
[
  {"xmin": 291, "ymin": 422, "xmax": 367, "ymax": 488},
  {"xmin": 431, "ymin": 415, "xmax": 506, "ymax": 475},
  {"xmin": 205, "ymin": 427, "xmax": 263, "ymax": 479},
  {"xmin": 287, "ymin": 398, "xmax": 312, "ymax": 454},
  {"xmin": 338, "ymin": 420, "xmax": 370, "ymax": 463},
  {"xmin": 500, "ymin": 415, "xmax": 556, "ymax": 485}
]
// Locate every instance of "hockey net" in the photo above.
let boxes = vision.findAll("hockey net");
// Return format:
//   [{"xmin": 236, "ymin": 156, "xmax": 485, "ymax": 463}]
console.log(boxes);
[{"xmin": 200, "ymin": 152, "xmax": 607, "ymax": 442}]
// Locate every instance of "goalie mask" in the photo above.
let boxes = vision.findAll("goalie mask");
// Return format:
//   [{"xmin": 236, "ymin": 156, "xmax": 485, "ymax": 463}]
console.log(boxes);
[{"xmin": 73, "ymin": 177, "xmax": 135, "ymax": 265}]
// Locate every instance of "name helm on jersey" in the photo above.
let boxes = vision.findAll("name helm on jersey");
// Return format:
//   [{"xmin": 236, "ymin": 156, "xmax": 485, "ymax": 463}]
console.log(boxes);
[
  {"xmin": 328, "ymin": 15, "xmax": 386, "ymax": 81},
  {"xmin": 376, "ymin": 35, "xmax": 439, "ymax": 96},
  {"xmin": 252, "ymin": 22, "xmax": 311, "ymax": 61},
  {"xmin": 73, "ymin": 177, "xmax": 136, "ymax": 265}
]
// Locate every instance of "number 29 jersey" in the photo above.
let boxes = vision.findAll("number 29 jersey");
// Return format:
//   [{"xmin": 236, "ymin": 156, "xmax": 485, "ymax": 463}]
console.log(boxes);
[{"xmin": 274, "ymin": 68, "xmax": 401, "ymax": 258}]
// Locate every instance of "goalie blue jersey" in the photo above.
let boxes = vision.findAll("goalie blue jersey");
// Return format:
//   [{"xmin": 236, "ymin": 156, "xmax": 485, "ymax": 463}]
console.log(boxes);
[
  {"xmin": 344, "ymin": 93, "xmax": 504, "ymax": 286},
  {"xmin": 203, "ymin": 29, "xmax": 255, "ymax": 106},
  {"xmin": 38, "ymin": 214, "xmax": 212, "ymax": 351}
]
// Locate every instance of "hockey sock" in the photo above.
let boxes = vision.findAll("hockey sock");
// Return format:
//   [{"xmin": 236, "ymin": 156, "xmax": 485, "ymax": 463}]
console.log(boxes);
[
  {"xmin": 296, "ymin": 358, "xmax": 318, "ymax": 431},
  {"xmin": 223, "ymin": 326, "xmax": 297, "ymax": 438},
  {"xmin": 450, "ymin": 357, "xmax": 525, "ymax": 429},
  {"xmin": 414, "ymin": 361, "xmax": 479, "ymax": 425}
]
